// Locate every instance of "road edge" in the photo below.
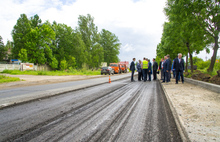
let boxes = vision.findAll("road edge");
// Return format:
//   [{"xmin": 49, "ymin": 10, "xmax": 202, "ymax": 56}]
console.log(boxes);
[
  {"xmin": 0, "ymin": 74, "xmax": 135, "ymax": 110},
  {"xmin": 158, "ymin": 81, "xmax": 191, "ymax": 142},
  {"xmin": 185, "ymin": 78, "xmax": 220, "ymax": 93}
]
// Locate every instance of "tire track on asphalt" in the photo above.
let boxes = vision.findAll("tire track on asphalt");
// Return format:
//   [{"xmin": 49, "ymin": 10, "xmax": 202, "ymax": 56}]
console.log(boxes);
[
  {"xmin": 0, "ymin": 79, "xmax": 182, "ymax": 142},
  {"xmin": 1, "ymin": 81, "xmax": 129, "ymax": 141}
]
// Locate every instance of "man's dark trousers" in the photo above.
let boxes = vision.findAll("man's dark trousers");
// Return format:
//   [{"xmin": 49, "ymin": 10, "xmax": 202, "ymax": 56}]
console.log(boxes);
[
  {"xmin": 148, "ymin": 71, "xmax": 151, "ymax": 81},
  {"xmin": 153, "ymin": 70, "xmax": 157, "ymax": 80},
  {"xmin": 161, "ymin": 70, "xmax": 164, "ymax": 80},
  {"xmin": 131, "ymin": 70, "xmax": 135, "ymax": 81},
  {"xmin": 176, "ymin": 70, "xmax": 184, "ymax": 83},
  {"xmin": 168, "ymin": 71, "xmax": 171, "ymax": 82},
  {"xmin": 143, "ymin": 69, "xmax": 148, "ymax": 81},
  {"xmin": 163, "ymin": 71, "xmax": 168, "ymax": 82},
  {"xmin": 141, "ymin": 70, "xmax": 143, "ymax": 80},
  {"xmin": 138, "ymin": 70, "xmax": 143, "ymax": 81}
]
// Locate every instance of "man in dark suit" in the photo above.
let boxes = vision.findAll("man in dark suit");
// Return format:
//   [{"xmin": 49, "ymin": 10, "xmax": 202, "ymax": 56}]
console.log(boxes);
[
  {"xmin": 148, "ymin": 59, "xmax": 152, "ymax": 81},
  {"xmin": 174, "ymin": 53, "xmax": 184, "ymax": 84},
  {"xmin": 159, "ymin": 58, "xmax": 164, "ymax": 80},
  {"xmin": 130, "ymin": 58, "xmax": 136, "ymax": 82},
  {"xmin": 162, "ymin": 56, "xmax": 169, "ymax": 83},
  {"xmin": 166, "ymin": 55, "xmax": 172, "ymax": 82},
  {"xmin": 152, "ymin": 58, "xmax": 158, "ymax": 80}
]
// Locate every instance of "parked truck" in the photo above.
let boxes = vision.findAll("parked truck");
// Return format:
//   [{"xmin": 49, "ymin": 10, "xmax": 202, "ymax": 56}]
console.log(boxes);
[
  {"xmin": 109, "ymin": 63, "xmax": 121, "ymax": 74},
  {"xmin": 119, "ymin": 61, "xmax": 129, "ymax": 73}
]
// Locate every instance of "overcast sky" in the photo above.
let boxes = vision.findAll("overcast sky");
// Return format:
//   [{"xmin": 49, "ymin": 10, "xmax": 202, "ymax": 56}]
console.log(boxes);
[{"xmin": 0, "ymin": 0, "xmax": 218, "ymax": 62}]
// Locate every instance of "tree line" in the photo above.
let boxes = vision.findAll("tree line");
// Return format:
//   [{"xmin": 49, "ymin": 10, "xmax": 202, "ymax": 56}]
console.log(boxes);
[
  {"xmin": 0, "ymin": 14, "xmax": 121, "ymax": 70},
  {"xmin": 156, "ymin": 0, "xmax": 219, "ymax": 72}
]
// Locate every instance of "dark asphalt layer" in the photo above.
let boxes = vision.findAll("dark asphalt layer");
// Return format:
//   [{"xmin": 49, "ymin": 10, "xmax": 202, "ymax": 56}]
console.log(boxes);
[
  {"xmin": 0, "ymin": 77, "xmax": 105, "ymax": 99},
  {"xmin": 0, "ymin": 74, "xmax": 131, "ymax": 99},
  {"xmin": 0, "ymin": 77, "xmax": 182, "ymax": 142}
]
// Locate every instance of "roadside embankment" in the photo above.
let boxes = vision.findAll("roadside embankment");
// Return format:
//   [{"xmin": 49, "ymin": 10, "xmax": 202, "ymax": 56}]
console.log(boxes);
[{"xmin": 159, "ymin": 77, "xmax": 220, "ymax": 142}]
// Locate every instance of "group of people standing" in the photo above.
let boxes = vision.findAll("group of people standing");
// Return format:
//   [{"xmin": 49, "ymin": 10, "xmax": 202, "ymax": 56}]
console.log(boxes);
[
  {"xmin": 159, "ymin": 53, "xmax": 185, "ymax": 84},
  {"xmin": 130, "ymin": 53, "xmax": 185, "ymax": 84},
  {"xmin": 130, "ymin": 57, "xmax": 158, "ymax": 82}
]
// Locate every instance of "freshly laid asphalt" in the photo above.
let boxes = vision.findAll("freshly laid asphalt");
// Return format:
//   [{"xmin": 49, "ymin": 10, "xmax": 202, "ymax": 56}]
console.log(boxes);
[
  {"xmin": 0, "ymin": 73, "xmax": 134, "ymax": 108},
  {"xmin": 0, "ymin": 76, "xmax": 182, "ymax": 142}
]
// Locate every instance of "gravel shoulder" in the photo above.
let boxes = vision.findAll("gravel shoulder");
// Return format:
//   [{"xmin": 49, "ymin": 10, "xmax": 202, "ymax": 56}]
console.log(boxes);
[{"xmin": 160, "ymin": 76, "xmax": 220, "ymax": 142}]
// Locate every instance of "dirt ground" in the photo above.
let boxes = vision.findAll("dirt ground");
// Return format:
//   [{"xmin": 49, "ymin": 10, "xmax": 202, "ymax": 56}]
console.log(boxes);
[
  {"xmin": 161, "ymin": 78, "xmax": 220, "ymax": 142},
  {"xmin": 0, "ymin": 74, "xmax": 104, "ymax": 90}
]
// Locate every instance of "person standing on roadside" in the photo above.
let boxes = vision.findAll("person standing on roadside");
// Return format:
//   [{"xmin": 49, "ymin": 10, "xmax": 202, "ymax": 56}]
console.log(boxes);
[
  {"xmin": 166, "ymin": 55, "xmax": 172, "ymax": 82},
  {"xmin": 174, "ymin": 53, "xmax": 184, "ymax": 84},
  {"xmin": 142, "ymin": 57, "xmax": 148, "ymax": 82},
  {"xmin": 171, "ymin": 59, "xmax": 175, "ymax": 78},
  {"xmin": 130, "ymin": 58, "xmax": 136, "ymax": 82},
  {"xmin": 162, "ymin": 56, "xmax": 169, "ymax": 83},
  {"xmin": 137, "ymin": 60, "xmax": 142, "ymax": 81},
  {"xmin": 148, "ymin": 59, "xmax": 152, "ymax": 81},
  {"xmin": 159, "ymin": 58, "xmax": 164, "ymax": 80},
  {"xmin": 153, "ymin": 58, "xmax": 158, "ymax": 80}
]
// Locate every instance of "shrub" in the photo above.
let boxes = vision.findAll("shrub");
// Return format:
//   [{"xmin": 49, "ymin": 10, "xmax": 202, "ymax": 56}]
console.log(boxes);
[
  {"xmin": 60, "ymin": 59, "xmax": 67, "ymax": 70},
  {"xmin": 49, "ymin": 57, "xmax": 58, "ymax": 69},
  {"xmin": 196, "ymin": 60, "xmax": 210, "ymax": 70},
  {"xmin": 67, "ymin": 56, "xmax": 77, "ymax": 69},
  {"xmin": 38, "ymin": 71, "xmax": 47, "ymax": 75}
]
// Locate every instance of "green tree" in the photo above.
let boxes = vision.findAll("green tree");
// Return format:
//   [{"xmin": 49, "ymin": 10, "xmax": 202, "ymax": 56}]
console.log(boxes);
[
  {"xmin": 71, "ymin": 31, "xmax": 87, "ymax": 68},
  {"xmin": 191, "ymin": 0, "xmax": 219, "ymax": 72},
  {"xmin": 25, "ymin": 24, "xmax": 55, "ymax": 65},
  {"xmin": 99, "ymin": 29, "xmax": 121, "ymax": 65},
  {"xmin": 5, "ymin": 40, "xmax": 13, "ymax": 60},
  {"xmin": 18, "ymin": 48, "xmax": 28, "ymax": 62},
  {"xmin": 50, "ymin": 22, "xmax": 83, "ymax": 68},
  {"xmin": 12, "ymin": 14, "xmax": 31, "ymax": 59},
  {"xmin": 159, "ymin": 0, "xmax": 212, "ymax": 72},
  {"xmin": 166, "ymin": 0, "xmax": 220, "ymax": 72},
  {"xmin": 78, "ymin": 14, "xmax": 104, "ymax": 68},
  {"xmin": 90, "ymin": 43, "xmax": 104, "ymax": 68},
  {"xmin": 0, "ymin": 36, "xmax": 6, "ymax": 61},
  {"xmin": 30, "ymin": 14, "xmax": 42, "ymax": 28}
]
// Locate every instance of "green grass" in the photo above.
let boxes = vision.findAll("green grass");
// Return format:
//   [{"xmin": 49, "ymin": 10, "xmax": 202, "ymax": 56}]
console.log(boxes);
[
  {"xmin": 1, "ymin": 69, "xmax": 101, "ymax": 76},
  {"xmin": 199, "ymin": 69, "xmax": 218, "ymax": 76},
  {"xmin": 0, "ymin": 75, "xmax": 20, "ymax": 83},
  {"xmin": 184, "ymin": 68, "xmax": 218, "ymax": 78}
]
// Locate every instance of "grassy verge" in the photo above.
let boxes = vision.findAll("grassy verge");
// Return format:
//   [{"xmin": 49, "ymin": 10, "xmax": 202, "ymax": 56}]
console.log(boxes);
[
  {"xmin": 0, "ymin": 75, "xmax": 20, "ymax": 83},
  {"xmin": 1, "ymin": 69, "xmax": 101, "ymax": 76},
  {"xmin": 184, "ymin": 69, "xmax": 218, "ymax": 78}
]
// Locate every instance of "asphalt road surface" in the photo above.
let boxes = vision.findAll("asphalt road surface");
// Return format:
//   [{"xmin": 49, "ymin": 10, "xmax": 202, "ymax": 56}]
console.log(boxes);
[{"xmin": 0, "ymin": 78, "xmax": 182, "ymax": 142}]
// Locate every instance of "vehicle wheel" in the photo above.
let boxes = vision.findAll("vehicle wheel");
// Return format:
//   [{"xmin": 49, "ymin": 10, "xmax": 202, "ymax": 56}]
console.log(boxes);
[
  {"xmin": 109, "ymin": 73, "xmax": 111, "ymax": 75},
  {"xmin": 101, "ymin": 73, "xmax": 103, "ymax": 75},
  {"xmin": 105, "ymin": 73, "xmax": 106, "ymax": 75}
]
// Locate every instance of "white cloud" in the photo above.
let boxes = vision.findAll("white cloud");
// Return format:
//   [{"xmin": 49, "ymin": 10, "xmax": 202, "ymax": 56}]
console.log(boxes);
[
  {"xmin": 0, "ymin": 0, "xmax": 181, "ymax": 62},
  {"xmin": 121, "ymin": 44, "xmax": 135, "ymax": 52}
]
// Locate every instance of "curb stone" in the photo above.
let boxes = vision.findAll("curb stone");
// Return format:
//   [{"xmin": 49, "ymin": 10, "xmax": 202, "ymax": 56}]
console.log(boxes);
[
  {"xmin": 158, "ymin": 80, "xmax": 190, "ymax": 142},
  {"xmin": 185, "ymin": 78, "xmax": 220, "ymax": 93}
]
